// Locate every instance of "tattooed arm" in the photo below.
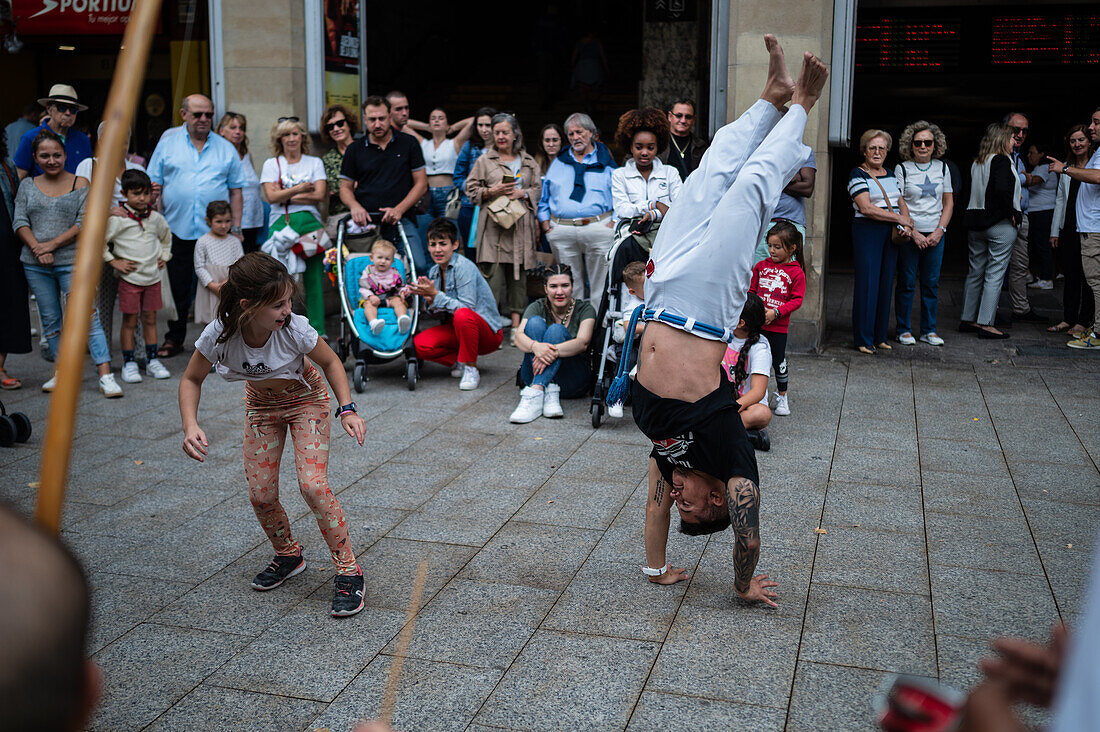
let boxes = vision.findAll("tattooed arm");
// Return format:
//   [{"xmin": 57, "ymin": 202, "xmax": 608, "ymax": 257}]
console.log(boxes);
[
  {"xmin": 644, "ymin": 458, "xmax": 689, "ymax": 584},
  {"xmin": 728, "ymin": 476, "xmax": 778, "ymax": 607}
]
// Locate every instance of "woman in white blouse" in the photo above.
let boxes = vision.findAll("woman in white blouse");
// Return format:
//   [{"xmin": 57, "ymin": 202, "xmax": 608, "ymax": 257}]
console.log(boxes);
[
  {"xmin": 260, "ymin": 117, "xmax": 328, "ymax": 334},
  {"xmin": 419, "ymin": 108, "xmax": 474, "ymax": 220},
  {"xmin": 216, "ymin": 113, "xmax": 265, "ymax": 253},
  {"xmin": 610, "ymin": 107, "xmax": 682, "ymax": 250}
]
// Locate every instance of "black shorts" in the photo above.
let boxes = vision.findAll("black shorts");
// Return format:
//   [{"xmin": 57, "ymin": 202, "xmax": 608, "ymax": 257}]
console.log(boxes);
[{"xmin": 632, "ymin": 377, "xmax": 759, "ymax": 488}]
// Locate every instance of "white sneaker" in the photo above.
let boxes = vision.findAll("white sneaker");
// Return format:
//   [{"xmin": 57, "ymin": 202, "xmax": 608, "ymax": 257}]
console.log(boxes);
[
  {"xmin": 120, "ymin": 361, "xmax": 143, "ymax": 383},
  {"xmin": 450, "ymin": 364, "xmax": 464, "ymax": 378},
  {"xmin": 146, "ymin": 358, "xmax": 170, "ymax": 379},
  {"xmin": 397, "ymin": 314, "xmax": 411, "ymax": 334},
  {"xmin": 897, "ymin": 332, "xmax": 916, "ymax": 345},
  {"xmin": 774, "ymin": 393, "xmax": 790, "ymax": 416},
  {"xmin": 607, "ymin": 401, "xmax": 624, "ymax": 418},
  {"xmin": 919, "ymin": 333, "xmax": 945, "ymax": 347},
  {"xmin": 42, "ymin": 373, "xmax": 57, "ymax": 393},
  {"xmin": 611, "ymin": 320, "xmax": 626, "ymax": 344},
  {"xmin": 369, "ymin": 318, "xmax": 385, "ymax": 335},
  {"xmin": 99, "ymin": 373, "xmax": 123, "ymax": 398},
  {"xmin": 510, "ymin": 386, "xmax": 544, "ymax": 423},
  {"xmin": 542, "ymin": 383, "xmax": 563, "ymax": 418},
  {"xmin": 1027, "ymin": 279, "xmax": 1054, "ymax": 290},
  {"xmin": 458, "ymin": 365, "xmax": 480, "ymax": 391},
  {"xmin": 510, "ymin": 329, "xmax": 517, "ymax": 347}
]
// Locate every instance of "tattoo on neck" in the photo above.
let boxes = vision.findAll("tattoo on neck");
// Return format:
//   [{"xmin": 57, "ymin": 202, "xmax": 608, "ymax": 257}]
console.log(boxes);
[
  {"xmin": 728, "ymin": 478, "xmax": 760, "ymax": 595},
  {"xmin": 654, "ymin": 476, "xmax": 667, "ymax": 507}
]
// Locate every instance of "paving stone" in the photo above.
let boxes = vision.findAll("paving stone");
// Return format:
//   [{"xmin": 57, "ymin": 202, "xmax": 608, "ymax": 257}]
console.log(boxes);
[
  {"xmin": 475, "ymin": 630, "xmax": 659, "ymax": 731},
  {"xmin": 88, "ymin": 572, "xmax": 190, "ymax": 654},
  {"xmin": 68, "ymin": 483, "xmax": 232, "ymax": 540},
  {"xmin": 459, "ymin": 521, "xmax": 601, "ymax": 590},
  {"xmin": 925, "ymin": 511, "xmax": 1044, "ymax": 576},
  {"xmin": 449, "ymin": 453, "xmax": 564, "ymax": 491},
  {"xmin": 919, "ymin": 437, "xmax": 1010, "ymax": 478},
  {"xmin": 357, "ymin": 538, "xmax": 477, "ymax": 611},
  {"xmin": 915, "ymin": 410, "xmax": 999, "ymax": 444},
  {"xmin": 683, "ymin": 543, "xmax": 813, "ymax": 620},
  {"xmin": 145, "ymin": 684, "xmax": 327, "ymax": 732},
  {"xmin": 930, "ymin": 565, "xmax": 1059, "ymax": 641},
  {"xmin": 648, "ymin": 605, "xmax": 802, "ymax": 708},
  {"xmin": 786, "ymin": 662, "xmax": 900, "ymax": 732},
  {"xmin": 627, "ymin": 692, "xmax": 785, "ymax": 731},
  {"xmin": 829, "ymin": 446, "xmax": 921, "ymax": 487},
  {"xmin": 308, "ymin": 656, "xmax": 502, "ymax": 732},
  {"xmin": 813, "ymin": 527, "xmax": 929, "ymax": 595},
  {"xmin": 920, "ymin": 471, "xmax": 1024, "ymax": 520},
  {"xmin": 388, "ymin": 484, "xmax": 530, "ymax": 546},
  {"xmin": 837, "ymin": 416, "xmax": 917, "ymax": 453},
  {"xmin": 800, "ymin": 584, "xmax": 936, "ymax": 675},
  {"xmin": 514, "ymin": 475, "xmax": 634, "ymax": 530},
  {"xmin": 1035, "ymin": 543, "xmax": 1094, "ymax": 616},
  {"xmin": 589, "ymin": 505, "xmax": 707, "ymax": 568},
  {"xmin": 1023, "ymin": 500, "xmax": 1100, "ymax": 553},
  {"xmin": 381, "ymin": 579, "xmax": 558, "ymax": 669},
  {"xmin": 937, "ymin": 632, "xmax": 994, "ymax": 692},
  {"xmin": 1007, "ymin": 460, "xmax": 1100, "ymax": 505},
  {"xmin": 821, "ymin": 481, "xmax": 924, "ymax": 534},
  {"xmin": 89, "ymin": 623, "xmax": 251, "ymax": 731}
]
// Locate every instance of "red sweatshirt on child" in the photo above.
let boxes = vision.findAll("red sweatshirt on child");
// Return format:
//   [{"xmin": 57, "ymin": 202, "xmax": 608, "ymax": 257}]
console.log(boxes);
[{"xmin": 749, "ymin": 259, "xmax": 805, "ymax": 333}]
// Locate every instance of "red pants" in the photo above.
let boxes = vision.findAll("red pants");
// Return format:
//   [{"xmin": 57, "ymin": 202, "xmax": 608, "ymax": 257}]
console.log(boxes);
[{"xmin": 414, "ymin": 308, "xmax": 502, "ymax": 366}]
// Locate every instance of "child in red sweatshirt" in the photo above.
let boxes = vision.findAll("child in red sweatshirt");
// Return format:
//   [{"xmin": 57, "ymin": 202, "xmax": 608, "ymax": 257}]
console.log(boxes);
[{"xmin": 749, "ymin": 221, "xmax": 805, "ymax": 416}]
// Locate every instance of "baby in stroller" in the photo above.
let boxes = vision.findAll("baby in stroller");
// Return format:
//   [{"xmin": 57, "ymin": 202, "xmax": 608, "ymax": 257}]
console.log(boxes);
[{"xmin": 358, "ymin": 239, "xmax": 412, "ymax": 335}]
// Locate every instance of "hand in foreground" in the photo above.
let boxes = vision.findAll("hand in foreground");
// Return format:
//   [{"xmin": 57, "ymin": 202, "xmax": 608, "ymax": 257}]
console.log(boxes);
[
  {"xmin": 110, "ymin": 258, "xmax": 138, "ymax": 274},
  {"xmin": 350, "ymin": 205, "xmax": 371, "ymax": 227},
  {"xmin": 380, "ymin": 206, "xmax": 402, "ymax": 225},
  {"xmin": 978, "ymin": 624, "xmax": 1067, "ymax": 707},
  {"xmin": 736, "ymin": 573, "xmax": 779, "ymax": 608},
  {"xmin": 408, "ymin": 276, "xmax": 437, "ymax": 298},
  {"xmin": 183, "ymin": 426, "xmax": 209, "ymax": 461},
  {"xmin": 649, "ymin": 566, "xmax": 690, "ymax": 585},
  {"xmin": 340, "ymin": 412, "xmax": 367, "ymax": 446}
]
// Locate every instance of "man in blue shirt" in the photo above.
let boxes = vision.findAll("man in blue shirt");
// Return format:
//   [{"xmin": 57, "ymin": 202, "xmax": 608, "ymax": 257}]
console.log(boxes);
[
  {"xmin": 1006, "ymin": 111, "xmax": 1044, "ymax": 323},
  {"xmin": 146, "ymin": 94, "xmax": 245, "ymax": 356},
  {"xmin": 12, "ymin": 85, "xmax": 92, "ymax": 179},
  {"xmin": 538, "ymin": 112, "xmax": 616, "ymax": 304}
]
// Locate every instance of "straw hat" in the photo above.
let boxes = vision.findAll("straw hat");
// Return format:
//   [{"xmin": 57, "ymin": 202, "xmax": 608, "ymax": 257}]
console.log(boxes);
[{"xmin": 38, "ymin": 84, "xmax": 88, "ymax": 111}]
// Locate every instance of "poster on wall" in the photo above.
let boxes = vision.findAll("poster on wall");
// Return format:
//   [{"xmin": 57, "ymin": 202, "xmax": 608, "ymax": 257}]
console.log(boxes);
[
  {"xmin": 324, "ymin": 0, "xmax": 361, "ymax": 111},
  {"xmin": 11, "ymin": 0, "xmax": 160, "ymax": 34}
]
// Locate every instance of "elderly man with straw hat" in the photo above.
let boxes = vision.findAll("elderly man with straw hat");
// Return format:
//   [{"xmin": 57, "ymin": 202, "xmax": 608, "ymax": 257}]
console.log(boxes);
[{"xmin": 12, "ymin": 84, "xmax": 92, "ymax": 180}]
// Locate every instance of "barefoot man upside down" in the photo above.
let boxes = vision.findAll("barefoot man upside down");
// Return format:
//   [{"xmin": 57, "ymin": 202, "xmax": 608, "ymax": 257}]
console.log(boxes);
[{"xmin": 610, "ymin": 36, "xmax": 828, "ymax": 606}]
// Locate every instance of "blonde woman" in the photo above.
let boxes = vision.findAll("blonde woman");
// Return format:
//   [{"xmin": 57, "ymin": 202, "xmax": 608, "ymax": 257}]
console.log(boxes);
[
  {"xmin": 216, "ymin": 112, "xmax": 265, "ymax": 253},
  {"xmin": 260, "ymin": 116, "xmax": 328, "ymax": 333},
  {"xmin": 959, "ymin": 123, "xmax": 1020, "ymax": 339}
]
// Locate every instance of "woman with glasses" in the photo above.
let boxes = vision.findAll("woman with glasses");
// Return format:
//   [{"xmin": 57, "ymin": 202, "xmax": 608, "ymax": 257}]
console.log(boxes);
[
  {"xmin": 848, "ymin": 128, "xmax": 914, "ymax": 354},
  {"xmin": 1048, "ymin": 124, "xmax": 1096, "ymax": 336},
  {"xmin": 893, "ymin": 121, "xmax": 953, "ymax": 347},
  {"xmin": 216, "ymin": 112, "xmax": 264, "ymax": 253},
  {"xmin": 535, "ymin": 123, "xmax": 565, "ymax": 177},
  {"xmin": 319, "ymin": 104, "xmax": 359, "ymax": 240},
  {"xmin": 260, "ymin": 117, "xmax": 328, "ymax": 334}
]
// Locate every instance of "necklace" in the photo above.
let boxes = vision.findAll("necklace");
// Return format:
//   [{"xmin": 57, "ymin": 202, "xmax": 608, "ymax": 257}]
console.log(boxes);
[
  {"xmin": 550, "ymin": 298, "xmax": 575, "ymax": 328},
  {"xmin": 670, "ymin": 134, "xmax": 689, "ymax": 159},
  {"xmin": 914, "ymin": 160, "xmax": 933, "ymax": 172}
]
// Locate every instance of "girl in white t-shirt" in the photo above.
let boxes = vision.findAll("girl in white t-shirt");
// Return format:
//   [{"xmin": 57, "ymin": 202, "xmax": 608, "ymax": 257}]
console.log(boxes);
[
  {"xmin": 721, "ymin": 293, "xmax": 773, "ymax": 449},
  {"xmin": 179, "ymin": 252, "xmax": 369, "ymax": 618}
]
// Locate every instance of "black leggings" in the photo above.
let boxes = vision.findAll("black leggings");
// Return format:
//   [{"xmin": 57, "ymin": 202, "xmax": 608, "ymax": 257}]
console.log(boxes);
[{"xmin": 762, "ymin": 330, "xmax": 788, "ymax": 393}]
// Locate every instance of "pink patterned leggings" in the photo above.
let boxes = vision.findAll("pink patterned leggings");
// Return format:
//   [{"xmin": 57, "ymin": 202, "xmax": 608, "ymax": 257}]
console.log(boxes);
[{"xmin": 243, "ymin": 367, "xmax": 359, "ymax": 575}]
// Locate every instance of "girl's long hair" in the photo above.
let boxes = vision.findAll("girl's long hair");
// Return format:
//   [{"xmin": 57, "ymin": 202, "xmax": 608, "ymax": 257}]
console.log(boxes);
[
  {"xmin": 215, "ymin": 252, "xmax": 298, "ymax": 345},
  {"xmin": 766, "ymin": 220, "xmax": 803, "ymax": 269},
  {"xmin": 975, "ymin": 123, "xmax": 1012, "ymax": 164},
  {"xmin": 732, "ymin": 293, "xmax": 766, "ymax": 394}
]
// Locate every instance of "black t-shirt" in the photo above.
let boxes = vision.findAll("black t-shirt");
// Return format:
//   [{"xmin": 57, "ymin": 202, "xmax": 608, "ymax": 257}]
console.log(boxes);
[
  {"xmin": 340, "ymin": 130, "xmax": 425, "ymax": 213},
  {"xmin": 632, "ymin": 377, "xmax": 759, "ymax": 488}
]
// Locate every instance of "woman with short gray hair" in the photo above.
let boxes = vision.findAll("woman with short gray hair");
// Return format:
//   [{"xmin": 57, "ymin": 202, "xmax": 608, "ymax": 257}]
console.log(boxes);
[{"xmin": 466, "ymin": 113, "xmax": 541, "ymax": 340}]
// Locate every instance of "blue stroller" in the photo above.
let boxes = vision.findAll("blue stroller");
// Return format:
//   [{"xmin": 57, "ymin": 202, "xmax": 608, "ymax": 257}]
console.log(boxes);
[{"xmin": 333, "ymin": 216, "xmax": 421, "ymax": 392}]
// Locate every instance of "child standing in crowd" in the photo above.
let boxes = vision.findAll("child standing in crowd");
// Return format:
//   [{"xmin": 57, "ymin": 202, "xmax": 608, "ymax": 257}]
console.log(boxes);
[
  {"xmin": 178, "ymin": 252, "xmax": 368, "ymax": 618},
  {"xmin": 358, "ymin": 239, "xmax": 412, "ymax": 335},
  {"xmin": 722, "ymin": 293, "xmax": 773, "ymax": 451},
  {"xmin": 103, "ymin": 169, "xmax": 173, "ymax": 383},
  {"xmin": 607, "ymin": 261, "xmax": 647, "ymax": 418},
  {"xmin": 749, "ymin": 221, "xmax": 805, "ymax": 416},
  {"xmin": 193, "ymin": 200, "xmax": 245, "ymax": 325}
]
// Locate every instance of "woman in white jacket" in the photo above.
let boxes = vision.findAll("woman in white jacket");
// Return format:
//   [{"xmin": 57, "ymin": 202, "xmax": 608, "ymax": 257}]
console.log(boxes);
[
  {"xmin": 610, "ymin": 107, "xmax": 683, "ymax": 251},
  {"xmin": 1048, "ymin": 124, "xmax": 1096, "ymax": 335}
]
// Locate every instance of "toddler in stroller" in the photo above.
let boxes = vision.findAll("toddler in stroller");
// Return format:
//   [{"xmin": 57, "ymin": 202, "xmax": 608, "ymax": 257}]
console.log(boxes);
[{"xmin": 358, "ymin": 239, "xmax": 412, "ymax": 335}]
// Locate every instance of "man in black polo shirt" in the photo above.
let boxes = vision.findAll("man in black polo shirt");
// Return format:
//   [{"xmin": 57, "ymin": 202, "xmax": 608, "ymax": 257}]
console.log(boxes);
[{"xmin": 340, "ymin": 95, "xmax": 429, "ymax": 271}]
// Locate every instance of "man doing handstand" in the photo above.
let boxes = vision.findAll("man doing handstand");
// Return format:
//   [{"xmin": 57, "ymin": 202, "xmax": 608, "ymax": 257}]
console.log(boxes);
[{"xmin": 613, "ymin": 36, "xmax": 828, "ymax": 607}]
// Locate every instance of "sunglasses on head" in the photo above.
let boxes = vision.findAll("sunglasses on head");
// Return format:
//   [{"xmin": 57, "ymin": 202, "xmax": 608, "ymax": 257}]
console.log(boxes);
[
  {"xmin": 324, "ymin": 118, "xmax": 348, "ymax": 132},
  {"xmin": 278, "ymin": 116, "xmax": 300, "ymax": 123},
  {"xmin": 913, "ymin": 139, "xmax": 934, "ymax": 147}
]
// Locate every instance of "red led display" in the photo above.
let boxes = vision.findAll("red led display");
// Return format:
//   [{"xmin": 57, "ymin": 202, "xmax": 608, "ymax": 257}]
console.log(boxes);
[
  {"xmin": 856, "ymin": 17, "xmax": 960, "ymax": 71},
  {"xmin": 991, "ymin": 15, "xmax": 1100, "ymax": 65}
]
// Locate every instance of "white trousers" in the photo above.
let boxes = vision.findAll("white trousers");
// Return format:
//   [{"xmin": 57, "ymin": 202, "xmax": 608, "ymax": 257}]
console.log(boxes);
[
  {"xmin": 545, "ymin": 218, "xmax": 615, "ymax": 305},
  {"xmin": 647, "ymin": 100, "xmax": 811, "ymax": 338}
]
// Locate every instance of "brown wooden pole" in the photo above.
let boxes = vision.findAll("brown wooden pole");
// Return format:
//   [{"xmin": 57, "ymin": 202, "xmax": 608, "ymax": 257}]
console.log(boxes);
[{"xmin": 35, "ymin": 0, "xmax": 164, "ymax": 535}]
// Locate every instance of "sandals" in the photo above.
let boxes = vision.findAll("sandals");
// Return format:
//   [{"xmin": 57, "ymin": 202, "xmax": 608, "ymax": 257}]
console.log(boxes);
[
  {"xmin": 0, "ymin": 369, "xmax": 21, "ymax": 390},
  {"xmin": 1048, "ymin": 322, "xmax": 1071, "ymax": 333},
  {"xmin": 156, "ymin": 340, "xmax": 183, "ymax": 358}
]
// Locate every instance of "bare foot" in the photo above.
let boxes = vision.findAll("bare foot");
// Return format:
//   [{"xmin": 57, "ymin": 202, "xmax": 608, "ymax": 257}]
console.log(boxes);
[
  {"xmin": 791, "ymin": 51, "xmax": 829, "ymax": 112},
  {"xmin": 760, "ymin": 34, "xmax": 795, "ymax": 110}
]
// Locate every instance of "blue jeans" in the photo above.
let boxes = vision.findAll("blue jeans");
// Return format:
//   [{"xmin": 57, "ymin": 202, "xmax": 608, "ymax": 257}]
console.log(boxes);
[
  {"xmin": 385, "ymin": 218, "xmax": 427, "ymax": 276},
  {"xmin": 24, "ymin": 262, "xmax": 112, "ymax": 366},
  {"xmin": 894, "ymin": 236, "xmax": 944, "ymax": 336},
  {"xmin": 520, "ymin": 316, "xmax": 590, "ymax": 398},
  {"xmin": 851, "ymin": 218, "xmax": 898, "ymax": 348}
]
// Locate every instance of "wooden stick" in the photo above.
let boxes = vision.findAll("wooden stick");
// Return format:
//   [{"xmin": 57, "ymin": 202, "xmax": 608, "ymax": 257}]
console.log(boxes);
[
  {"xmin": 35, "ymin": 0, "xmax": 164, "ymax": 535},
  {"xmin": 380, "ymin": 559, "xmax": 429, "ymax": 726}
]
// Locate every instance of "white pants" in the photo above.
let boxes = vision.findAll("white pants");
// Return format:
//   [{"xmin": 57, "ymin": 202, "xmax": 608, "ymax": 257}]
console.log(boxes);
[
  {"xmin": 545, "ymin": 218, "xmax": 615, "ymax": 304},
  {"xmin": 647, "ymin": 100, "xmax": 811, "ymax": 338}
]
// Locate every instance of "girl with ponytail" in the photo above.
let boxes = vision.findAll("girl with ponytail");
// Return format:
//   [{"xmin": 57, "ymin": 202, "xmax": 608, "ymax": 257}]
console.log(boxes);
[{"xmin": 722, "ymin": 292, "xmax": 773, "ymax": 450}]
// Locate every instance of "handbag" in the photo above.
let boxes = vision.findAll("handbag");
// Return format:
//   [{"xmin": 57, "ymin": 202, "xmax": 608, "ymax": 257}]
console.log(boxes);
[
  {"xmin": 276, "ymin": 157, "xmax": 331, "ymax": 258},
  {"xmin": 444, "ymin": 186, "xmax": 462, "ymax": 219},
  {"xmin": 485, "ymin": 195, "xmax": 528, "ymax": 230},
  {"xmin": 864, "ymin": 168, "xmax": 910, "ymax": 245}
]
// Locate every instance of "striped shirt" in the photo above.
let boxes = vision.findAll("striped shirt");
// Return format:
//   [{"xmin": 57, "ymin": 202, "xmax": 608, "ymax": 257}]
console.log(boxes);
[{"xmin": 848, "ymin": 167, "xmax": 900, "ymax": 217}]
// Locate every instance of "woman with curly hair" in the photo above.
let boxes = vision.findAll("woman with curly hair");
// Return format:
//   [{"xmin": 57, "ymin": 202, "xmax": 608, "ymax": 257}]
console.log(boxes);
[
  {"xmin": 894, "ymin": 120, "xmax": 953, "ymax": 346},
  {"xmin": 610, "ymin": 107, "xmax": 682, "ymax": 250}
]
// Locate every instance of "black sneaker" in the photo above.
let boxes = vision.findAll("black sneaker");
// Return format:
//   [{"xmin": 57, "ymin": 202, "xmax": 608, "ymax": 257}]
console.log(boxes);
[
  {"xmin": 746, "ymin": 428, "xmax": 771, "ymax": 452},
  {"xmin": 251, "ymin": 554, "xmax": 306, "ymax": 591},
  {"xmin": 332, "ymin": 573, "xmax": 365, "ymax": 617}
]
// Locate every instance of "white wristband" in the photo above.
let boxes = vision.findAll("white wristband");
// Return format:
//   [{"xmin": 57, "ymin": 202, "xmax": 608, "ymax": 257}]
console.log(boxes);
[{"xmin": 641, "ymin": 563, "xmax": 669, "ymax": 577}]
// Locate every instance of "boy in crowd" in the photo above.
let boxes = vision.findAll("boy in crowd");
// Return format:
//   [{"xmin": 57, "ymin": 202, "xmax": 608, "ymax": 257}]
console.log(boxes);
[{"xmin": 103, "ymin": 169, "xmax": 173, "ymax": 382}]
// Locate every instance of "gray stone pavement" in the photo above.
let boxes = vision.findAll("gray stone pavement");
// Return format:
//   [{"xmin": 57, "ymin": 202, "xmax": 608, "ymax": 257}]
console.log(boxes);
[{"xmin": 2, "ymin": 273, "xmax": 1098, "ymax": 731}]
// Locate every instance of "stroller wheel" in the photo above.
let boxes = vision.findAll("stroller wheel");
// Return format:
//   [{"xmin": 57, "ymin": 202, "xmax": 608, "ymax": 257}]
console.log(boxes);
[
  {"xmin": 337, "ymin": 338, "xmax": 349, "ymax": 363},
  {"xmin": 0, "ymin": 416, "xmax": 14, "ymax": 447},
  {"xmin": 352, "ymin": 363, "xmax": 365, "ymax": 394},
  {"xmin": 591, "ymin": 401, "xmax": 602, "ymax": 429},
  {"xmin": 11, "ymin": 412, "xmax": 31, "ymax": 443},
  {"xmin": 406, "ymin": 360, "xmax": 418, "ymax": 391}
]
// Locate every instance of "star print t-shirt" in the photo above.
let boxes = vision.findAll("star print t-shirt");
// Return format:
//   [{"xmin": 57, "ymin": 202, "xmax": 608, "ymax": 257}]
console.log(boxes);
[
  {"xmin": 194, "ymin": 313, "xmax": 319, "ymax": 386},
  {"xmin": 896, "ymin": 160, "xmax": 953, "ymax": 233}
]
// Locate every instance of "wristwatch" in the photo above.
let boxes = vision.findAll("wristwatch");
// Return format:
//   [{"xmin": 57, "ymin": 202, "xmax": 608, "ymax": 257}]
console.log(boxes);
[
  {"xmin": 641, "ymin": 563, "xmax": 669, "ymax": 577},
  {"xmin": 334, "ymin": 402, "xmax": 357, "ymax": 418},
  {"xmin": 230, "ymin": 225, "xmax": 242, "ymax": 235}
]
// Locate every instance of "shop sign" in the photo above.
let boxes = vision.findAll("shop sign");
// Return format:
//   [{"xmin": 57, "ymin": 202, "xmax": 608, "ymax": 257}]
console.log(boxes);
[{"xmin": 12, "ymin": 0, "xmax": 139, "ymax": 35}]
